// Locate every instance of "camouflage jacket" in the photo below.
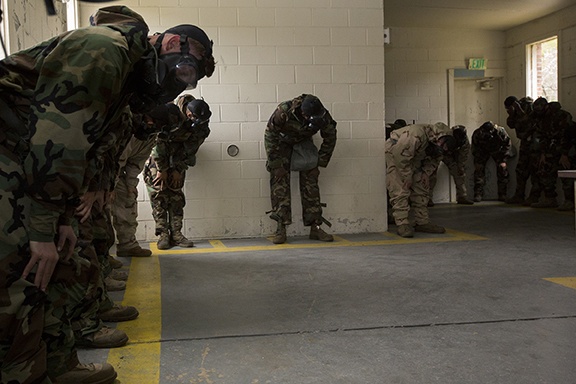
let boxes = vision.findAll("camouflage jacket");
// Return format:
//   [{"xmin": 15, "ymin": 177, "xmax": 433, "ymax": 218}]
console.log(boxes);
[
  {"xmin": 0, "ymin": 6, "xmax": 150, "ymax": 242},
  {"xmin": 151, "ymin": 120, "xmax": 210, "ymax": 173},
  {"xmin": 265, "ymin": 94, "xmax": 337, "ymax": 169},
  {"xmin": 471, "ymin": 124, "xmax": 511, "ymax": 159},
  {"xmin": 507, "ymin": 105, "xmax": 534, "ymax": 140},
  {"xmin": 385, "ymin": 122, "xmax": 452, "ymax": 179},
  {"xmin": 534, "ymin": 103, "xmax": 573, "ymax": 155}
]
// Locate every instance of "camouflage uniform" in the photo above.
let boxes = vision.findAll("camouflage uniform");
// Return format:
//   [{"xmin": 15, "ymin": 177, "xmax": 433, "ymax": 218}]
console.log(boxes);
[
  {"xmin": 471, "ymin": 122, "xmax": 511, "ymax": 201},
  {"xmin": 429, "ymin": 129, "xmax": 471, "ymax": 203},
  {"xmin": 559, "ymin": 121, "xmax": 576, "ymax": 209},
  {"xmin": 265, "ymin": 94, "xmax": 337, "ymax": 227},
  {"xmin": 143, "ymin": 98, "xmax": 210, "ymax": 241},
  {"xmin": 505, "ymin": 97, "xmax": 538, "ymax": 202},
  {"xmin": 111, "ymin": 131, "xmax": 156, "ymax": 252},
  {"xmin": 532, "ymin": 102, "xmax": 573, "ymax": 204},
  {"xmin": 385, "ymin": 122, "xmax": 451, "ymax": 227},
  {"xmin": 0, "ymin": 6, "xmax": 153, "ymax": 382}
]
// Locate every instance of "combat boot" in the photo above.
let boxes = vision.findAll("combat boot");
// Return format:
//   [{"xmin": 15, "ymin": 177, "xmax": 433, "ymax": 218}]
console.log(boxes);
[
  {"xmin": 104, "ymin": 276, "xmax": 125, "ymax": 292},
  {"xmin": 522, "ymin": 194, "xmax": 539, "ymax": 206},
  {"xmin": 272, "ymin": 223, "xmax": 287, "ymax": 244},
  {"xmin": 116, "ymin": 244, "xmax": 152, "ymax": 257},
  {"xmin": 414, "ymin": 222, "xmax": 446, "ymax": 233},
  {"xmin": 473, "ymin": 193, "xmax": 482, "ymax": 202},
  {"xmin": 171, "ymin": 230, "xmax": 195, "ymax": 247},
  {"xmin": 531, "ymin": 197, "xmax": 558, "ymax": 208},
  {"xmin": 557, "ymin": 200, "xmax": 575, "ymax": 211},
  {"xmin": 457, "ymin": 197, "xmax": 474, "ymax": 205},
  {"xmin": 157, "ymin": 232, "xmax": 171, "ymax": 250},
  {"xmin": 309, "ymin": 225, "xmax": 334, "ymax": 242},
  {"xmin": 99, "ymin": 304, "xmax": 139, "ymax": 322},
  {"xmin": 54, "ymin": 362, "xmax": 117, "ymax": 384},
  {"xmin": 108, "ymin": 255, "xmax": 124, "ymax": 269},
  {"xmin": 109, "ymin": 269, "xmax": 128, "ymax": 281},
  {"xmin": 76, "ymin": 326, "xmax": 128, "ymax": 348},
  {"xmin": 396, "ymin": 224, "xmax": 414, "ymax": 238}
]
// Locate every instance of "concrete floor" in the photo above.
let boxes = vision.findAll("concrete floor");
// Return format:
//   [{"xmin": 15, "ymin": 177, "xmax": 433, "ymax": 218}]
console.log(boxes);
[{"xmin": 80, "ymin": 202, "xmax": 576, "ymax": 384}]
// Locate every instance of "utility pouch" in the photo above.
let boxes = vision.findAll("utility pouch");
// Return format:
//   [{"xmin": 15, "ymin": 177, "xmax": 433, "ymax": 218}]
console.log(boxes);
[{"xmin": 290, "ymin": 139, "xmax": 318, "ymax": 171}]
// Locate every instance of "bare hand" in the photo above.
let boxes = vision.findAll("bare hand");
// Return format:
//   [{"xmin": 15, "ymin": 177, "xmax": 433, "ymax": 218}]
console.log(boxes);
[
  {"xmin": 24, "ymin": 241, "xmax": 59, "ymax": 291},
  {"xmin": 75, "ymin": 191, "xmax": 105, "ymax": 223},
  {"xmin": 153, "ymin": 171, "xmax": 167, "ymax": 189},
  {"xmin": 273, "ymin": 167, "xmax": 289, "ymax": 182},
  {"xmin": 57, "ymin": 225, "xmax": 77, "ymax": 261},
  {"xmin": 170, "ymin": 170, "xmax": 184, "ymax": 189},
  {"xmin": 559, "ymin": 154, "xmax": 571, "ymax": 169}
]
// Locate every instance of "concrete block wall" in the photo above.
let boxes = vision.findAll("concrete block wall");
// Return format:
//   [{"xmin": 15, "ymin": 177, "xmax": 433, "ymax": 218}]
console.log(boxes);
[{"xmin": 77, "ymin": 0, "xmax": 386, "ymax": 241}]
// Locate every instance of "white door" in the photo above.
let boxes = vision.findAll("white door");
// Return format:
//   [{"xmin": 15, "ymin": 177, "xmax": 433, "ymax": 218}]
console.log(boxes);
[{"xmin": 453, "ymin": 77, "xmax": 505, "ymax": 200}]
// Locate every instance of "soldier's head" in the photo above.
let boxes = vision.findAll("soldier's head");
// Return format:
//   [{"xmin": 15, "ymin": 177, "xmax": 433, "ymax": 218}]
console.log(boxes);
[
  {"xmin": 532, "ymin": 97, "xmax": 548, "ymax": 115},
  {"xmin": 149, "ymin": 24, "xmax": 215, "ymax": 101},
  {"xmin": 451, "ymin": 125, "xmax": 467, "ymax": 148},
  {"xmin": 187, "ymin": 98, "xmax": 212, "ymax": 122},
  {"xmin": 504, "ymin": 96, "xmax": 518, "ymax": 108},
  {"xmin": 392, "ymin": 119, "xmax": 407, "ymax": 129},
  {"xmin": 301, "ymin": 95, "xmax": 328, "ymax": 128}
]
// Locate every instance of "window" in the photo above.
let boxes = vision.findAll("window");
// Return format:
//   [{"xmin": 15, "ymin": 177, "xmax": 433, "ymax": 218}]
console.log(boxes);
[{"xmin": 527, "ymin": 36, "xmax": 558, "ymax": 101}]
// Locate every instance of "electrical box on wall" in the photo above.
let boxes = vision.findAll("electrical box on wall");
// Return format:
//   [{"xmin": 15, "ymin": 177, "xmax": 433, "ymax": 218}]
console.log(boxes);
[{"xmin": 383, "ymin": 28, "xmax": 390, "ymax": 44}]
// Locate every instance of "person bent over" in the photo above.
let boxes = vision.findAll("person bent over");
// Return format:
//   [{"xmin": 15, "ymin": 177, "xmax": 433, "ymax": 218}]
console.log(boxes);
[
  {"xmin": 386, "ymin": 122, "xmax": 457, "ymax": 238},
  {"xmin": 265, "ymin": 94, "xmax": 337, "ymax": 244}
]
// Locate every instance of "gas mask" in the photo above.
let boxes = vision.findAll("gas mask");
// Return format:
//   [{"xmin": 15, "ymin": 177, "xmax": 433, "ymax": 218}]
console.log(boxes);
[{"xmin": 155, "ymin": 52, "xmax": 206, "ymax": 103}]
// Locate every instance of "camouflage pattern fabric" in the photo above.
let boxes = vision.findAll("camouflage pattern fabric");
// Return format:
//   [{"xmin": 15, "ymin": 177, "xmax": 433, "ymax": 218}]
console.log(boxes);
[
  {"xmin": 112, "ymin": 135, "xmax": 156, "ymax": 249},
  {"xmin": 265, "ymin": 94, "xmax": 337, "ymax": 226},
  {"xmin": 532, "ymin": 103, "xmax": 573, "ymax": 199},
  {"xmin": 0, "ymin": 6, "xmax": 151, "ymax": 382},
  {"xmin": 471, "ymin": 124, "xmax": 511, "ymax": 198},
  {"xmin": 506, "ymin": 98, "xmax": 537, "ymax": 200},
  {"xmin": 429, "ymin": 135, "xmax": 471, "ymax": 201},
  {"xmin": 385, "ymin": 123, "xmax": 450, "ymax": 226},
  {"xmin": 144, "ymin": 104, "xmax": 210, "ymax": 235}
]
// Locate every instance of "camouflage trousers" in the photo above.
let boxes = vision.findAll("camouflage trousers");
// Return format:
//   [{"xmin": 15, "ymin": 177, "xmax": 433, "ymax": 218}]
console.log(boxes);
[
  {"xmin": 535, "ymin": 150, "xmax": 562, "ymax": 199},
  {"xmin": 473, "ymin": 151, "xmax": 509, "ymax": 197},
  {"xmin": 0, "ymin": 146, "xmax": 79, "ymax": 383},
  {"xmin": 386, "ymin": 152, "xmax": 430, "ymax": 226},
  {"xmin": 268, "ymin": 163, "xmax": 323, "ymax": 227},
  {"xmin": 513, "ymin": 139, "xmax": 539, "ymax": 199},
  {"xmin": 71, "ymin": 208, "xmax": 118, "ymax": 340},
  {"xmin": 429, "ymin": 160, "xmax": 468, "ymax": 201},
  {"xmin": 560, "ymin": 152, "xmax": 576, "ymax": 203},
  {"xmin": 111, "ymin": 136, "xmax": 155, "ymax": 250}
]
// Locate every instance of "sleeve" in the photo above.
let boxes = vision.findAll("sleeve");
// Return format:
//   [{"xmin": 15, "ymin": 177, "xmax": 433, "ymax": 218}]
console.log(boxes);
[
  {"xmin": 317, "ymin": 111, "xmax": 337, "ymax": 168},
  {"xmin": 24, "ymin": 31, "xmax": 133, "ymax": 242},
  {"xmin": 387, "ymin": 131, "xmax": 419, "ymax": 181},
  {"xmin": 264, "ymin": 106, "xmax": 288, "ymax": 170}
]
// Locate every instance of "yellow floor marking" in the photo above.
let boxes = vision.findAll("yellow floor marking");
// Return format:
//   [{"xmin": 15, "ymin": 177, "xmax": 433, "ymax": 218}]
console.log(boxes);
[
  {"xmin": 148, "ymin": 228, "xmax": 487, "ymax": 255},
  {"xmin": 107, "ymin": 255, "xmax": 162, "ymax": 382},
  {"xmin": 209, "ymin": 239, "xmax": 227, "ymax": 248},
  {"xmin": 543, "ymin": 277, "xmax": 576, "ymax": 290}
]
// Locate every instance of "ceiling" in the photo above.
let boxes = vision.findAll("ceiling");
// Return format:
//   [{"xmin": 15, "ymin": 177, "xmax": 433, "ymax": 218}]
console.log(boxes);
[{"xmin": 384, "ymin": 0, "xmax": 576, "ymax": 31}]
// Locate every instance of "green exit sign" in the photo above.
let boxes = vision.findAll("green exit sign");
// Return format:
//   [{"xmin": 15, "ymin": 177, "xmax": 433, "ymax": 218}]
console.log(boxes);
[{"xmin": 468, "ymin": 58, "xmax": 487, "ymax": 70}]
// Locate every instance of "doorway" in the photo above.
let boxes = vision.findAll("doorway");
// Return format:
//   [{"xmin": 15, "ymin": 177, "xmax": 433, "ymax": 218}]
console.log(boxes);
[{"xmin": 447, "ymin": 71, "xmax": 507, "ymax": 201}]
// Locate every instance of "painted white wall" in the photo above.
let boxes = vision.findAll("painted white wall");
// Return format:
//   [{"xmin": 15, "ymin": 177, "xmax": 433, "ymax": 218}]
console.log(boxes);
[
  {"xmin": 77, "ymin": 0, "xmax": 387, "ymax": 241},
  {"xmin": 3, "ymin": 0, "xmax": 67, "ymax": 53}
]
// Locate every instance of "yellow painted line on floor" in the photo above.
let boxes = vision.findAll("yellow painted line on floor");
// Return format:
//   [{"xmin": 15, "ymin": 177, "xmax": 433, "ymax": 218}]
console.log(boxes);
[
  {"xmin": 107, "ymin": 254, "xmax": 162, "ymax": 382},
  {"xmin": 148, "ymin": 228, "xmax": 487, "ymax": 255},
  {"xmin": 543, "ymin": 277, "xmax": 576, "ymax": 290},
  {"xmin": 209, "ymin": 239, "xmax": 227, "ymax": 248}
]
